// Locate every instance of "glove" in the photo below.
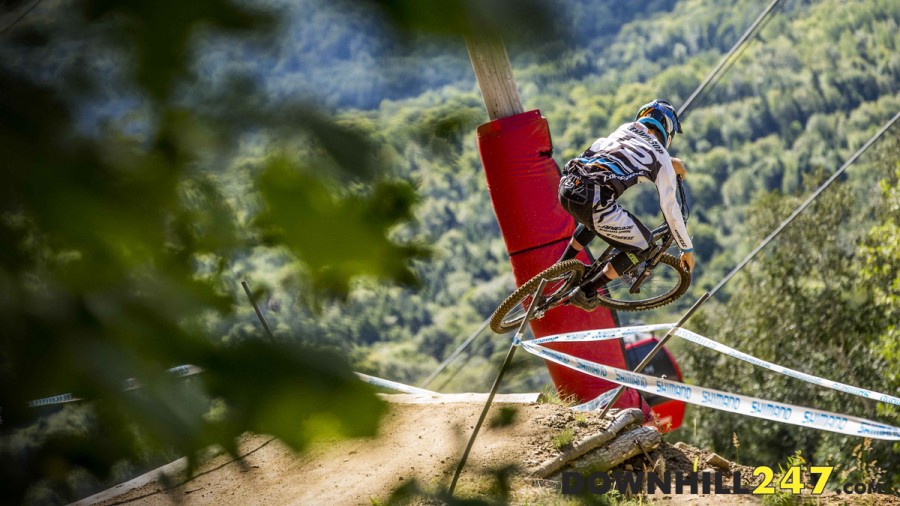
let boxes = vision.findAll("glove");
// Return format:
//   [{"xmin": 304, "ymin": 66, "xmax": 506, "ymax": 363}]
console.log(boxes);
[
  {"xmin": 672, "ymin": 158, "xmax": 687, "ymax": 179},
  {"xmin": 680, "ymin": 251, "xmax": 695, "ymax": 273}
]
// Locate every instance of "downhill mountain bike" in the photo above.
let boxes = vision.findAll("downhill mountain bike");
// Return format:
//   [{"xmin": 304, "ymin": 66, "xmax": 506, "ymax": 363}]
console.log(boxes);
[{"xmin": 489, "ymin": 176, "xmax": 692, "ymax": 334}]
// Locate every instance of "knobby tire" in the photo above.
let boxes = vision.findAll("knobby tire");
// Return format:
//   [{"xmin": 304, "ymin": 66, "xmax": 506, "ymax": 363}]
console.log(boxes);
[
  {"xmin": 596, "ymin": 253, "xmax": 690, "ymax": 311},
  {"xmin": 489, "ymin": 260, "xmax": 584, "ymax": 334}
]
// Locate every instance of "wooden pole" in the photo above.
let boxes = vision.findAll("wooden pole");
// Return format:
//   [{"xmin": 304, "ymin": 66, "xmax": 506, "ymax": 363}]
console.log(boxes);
[{"xmin": 464, "ymin": 33, "xmax": 523, "ymax": 121}]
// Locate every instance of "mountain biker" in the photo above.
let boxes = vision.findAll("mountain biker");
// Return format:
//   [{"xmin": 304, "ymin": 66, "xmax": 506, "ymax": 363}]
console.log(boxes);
[{"xmin": 557, "ymin": 99, "xmax": 694, "ymax": 311}]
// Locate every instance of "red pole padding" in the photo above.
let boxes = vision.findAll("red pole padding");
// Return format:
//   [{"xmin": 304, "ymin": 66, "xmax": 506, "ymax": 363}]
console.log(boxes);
[{"xmin": 476, "ymin": 110, "xmax": 645, "ymax": 411}]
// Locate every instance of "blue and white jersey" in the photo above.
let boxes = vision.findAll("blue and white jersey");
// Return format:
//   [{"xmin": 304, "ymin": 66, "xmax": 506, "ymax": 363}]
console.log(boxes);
[{"xmin": 574, "ymin": 121, "xmax": 693, "ymax": 252}]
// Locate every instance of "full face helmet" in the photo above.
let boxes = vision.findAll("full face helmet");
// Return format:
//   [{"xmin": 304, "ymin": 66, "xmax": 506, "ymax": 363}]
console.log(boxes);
[{"xmin": 635, "ymin": 99, "xmax": 682, "ymax": 149}]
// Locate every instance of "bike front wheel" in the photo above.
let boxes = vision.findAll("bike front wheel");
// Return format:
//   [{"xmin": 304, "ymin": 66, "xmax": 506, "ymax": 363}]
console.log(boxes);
[
  {"xmin": 489, "ymin": 260, "xmax": 585, "ymax": 334},
  {"xmin": 596, "ymin": 253, "xmax": 690, "ymax": 311}
]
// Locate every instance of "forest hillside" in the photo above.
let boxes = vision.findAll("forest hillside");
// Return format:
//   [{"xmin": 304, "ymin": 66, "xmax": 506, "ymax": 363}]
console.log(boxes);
[{"xmin": 1, "ymin": 0, "xmax": 898, "ymax": 503}]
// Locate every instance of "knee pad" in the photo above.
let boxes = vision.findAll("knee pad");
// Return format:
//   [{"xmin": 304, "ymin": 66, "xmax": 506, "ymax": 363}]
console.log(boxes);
[{"xmin": 572, "ymin": 224, "xmax": 597, "ymax": 248}]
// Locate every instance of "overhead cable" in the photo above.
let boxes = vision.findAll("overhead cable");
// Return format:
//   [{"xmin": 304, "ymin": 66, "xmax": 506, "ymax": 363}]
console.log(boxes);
[
  {"xmin": 0, "ymin": 0, "xmax": 42, "ymax": 37},
  {"xmin": 678, "ymin": 0, "xmax": 785, "ymax": 119}
]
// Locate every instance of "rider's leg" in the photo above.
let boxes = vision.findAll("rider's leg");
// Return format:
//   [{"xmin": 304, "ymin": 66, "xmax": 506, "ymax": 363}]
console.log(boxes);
[
  {"xmin": 559, "ymin": 224, "xmax": 597, "ymax": 261},
  {"xmin": 560, "ymin": 177, "xmax": 651, "ymax": 309},
  {"xmin": 580, "ymin": 249, "xmax": 641, "ymax": 293},
  {"xmin": 579, "ymin": 193, "xmax": 654, "ymax": 295},
  {"xmin": 602, "ymin": 262, "xmax": 620, "ymax": 279},
  {"xmin": 563, "ymin": 185, "xmax": 652, "ymax": 310}
]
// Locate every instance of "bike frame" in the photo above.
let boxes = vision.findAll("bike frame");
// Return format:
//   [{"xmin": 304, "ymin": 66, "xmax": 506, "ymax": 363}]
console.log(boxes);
[{"xmin": 574, "ymin": 176, "xmax": 690, "ymax": 296}]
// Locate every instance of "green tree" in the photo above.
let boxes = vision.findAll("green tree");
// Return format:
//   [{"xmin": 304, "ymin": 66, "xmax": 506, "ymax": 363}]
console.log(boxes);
[
  {"xmin": 859, "ymin": 140, "xmax": 900, "ymax": 448},
  {"xmin": 682, "ymin": 159, "xmax": 900, "ymax": 487}
]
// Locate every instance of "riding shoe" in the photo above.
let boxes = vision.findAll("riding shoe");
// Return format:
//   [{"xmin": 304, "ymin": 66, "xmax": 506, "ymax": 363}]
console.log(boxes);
[{"xmin": 568, "ymin": 287, "xmax": 602, "ymax": 311}]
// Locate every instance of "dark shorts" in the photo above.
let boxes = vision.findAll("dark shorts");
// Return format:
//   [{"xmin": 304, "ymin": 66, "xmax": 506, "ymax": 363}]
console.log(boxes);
[{"xmin": 558, "ymin": 173, "xmax": 653, "ymax": 255}]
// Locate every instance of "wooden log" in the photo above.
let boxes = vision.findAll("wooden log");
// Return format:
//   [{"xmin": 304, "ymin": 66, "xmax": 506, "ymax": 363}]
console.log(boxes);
[
  {"xmin": 528, "ymin": 408, "xmax": 645, "ymax": 478},
  {"xmin": 570, "ymin": 426, "xmax": 662, "ymax": 473},
  {"xmin": 464, "ymin": 33, "xmax": 524, "ymax": 121}
]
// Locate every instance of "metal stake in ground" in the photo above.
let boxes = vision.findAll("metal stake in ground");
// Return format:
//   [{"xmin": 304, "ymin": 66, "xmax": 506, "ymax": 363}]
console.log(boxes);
[
  {"xmin": 447, "ymin": 278, "xmax": 548, "ymax": 497},
  {"xmin": 598, "ymin": 293, "xmax": 709, "ymax": 419},
  {"xmin": 241, "ymin": 280, "xmax": 276, "ymax": 343}
]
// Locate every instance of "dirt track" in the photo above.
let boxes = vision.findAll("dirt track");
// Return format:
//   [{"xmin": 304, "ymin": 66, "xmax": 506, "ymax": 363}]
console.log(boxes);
[
  {"xmin": 83, "ymin": 395, "xmax": 575, "ymax": 505},
  {"xmin": 78, "ymin": 395, "xmax": 900, "ymax": 506}
]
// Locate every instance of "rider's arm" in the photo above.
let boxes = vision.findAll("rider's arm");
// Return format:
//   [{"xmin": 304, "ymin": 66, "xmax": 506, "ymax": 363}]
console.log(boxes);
[{"xmin": 656, "ymin": 157, "xmax": 693, "ymax": 253}]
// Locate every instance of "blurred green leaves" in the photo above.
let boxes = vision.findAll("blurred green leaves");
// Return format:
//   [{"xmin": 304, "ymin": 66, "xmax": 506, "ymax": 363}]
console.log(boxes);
[
  {"xmin": 201, "ymin": 341, "xmax": 387, "ymax": 450},
  {"xmin": 82, "ymin": 0, "xmax": 274, "ymax": 100},
  {"xmin": 0, "ymin": 0, "xmax": 465, "ymax": 502},
  {"xmin": 256, "ymin": 158, "xmax": 428, "ymax": 295}
]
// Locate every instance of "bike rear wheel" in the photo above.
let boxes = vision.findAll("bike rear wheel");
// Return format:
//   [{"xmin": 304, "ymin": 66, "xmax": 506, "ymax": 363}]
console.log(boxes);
[
  {"xmin": 596, "ymin": 253, "xmax": 690, "ymax": 311},
  {"xmin": 489, "ymin": 260, "xmax": 585, "ymax": 334}
]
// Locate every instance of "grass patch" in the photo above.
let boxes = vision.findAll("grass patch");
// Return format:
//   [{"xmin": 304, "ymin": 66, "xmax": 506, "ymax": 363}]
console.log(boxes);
[
  {"xmin": 539, "ymin": 385, "xmax": 580, "ymax": 407},
  {"xmin": 552, "ymin": 428, "xmax": 575, "ymax": 451}
]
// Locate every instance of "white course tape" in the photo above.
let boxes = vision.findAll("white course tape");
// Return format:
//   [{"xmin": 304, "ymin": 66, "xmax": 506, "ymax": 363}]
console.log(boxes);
[
  {"xmin": 167, "ymin": 364, "xmax": 204, "ymax": 378},
  {"xmin": 355, "ymin": 373, "xmax": 438, "ymax": 396},
  {"xmin": 532, "ymin": 324, "xmax": 900, "ymax": 407},
  {"xmin": 530, "ymin": 323, "xmax": 674, "ymax": 346},
  {"xmin": 672, "ymin": 327, "xmax": 900, "ymax": 407},
  {"xmin": 519, "ymin": 340, "xmax": 900, "ymax": 441},
  {"xmin": 124, "ymin": 365, "xmax": 206, "ymax": 391},
  {"xmin": 27, "ymin": 393, "xmax": 81, "ymax": 408},
  {"xmin": 27, "ymin": 365, "xmax": 207, "ymax": 408},
  {"xmin": 572, "ymin": 388, "xmax": 619, "ymax": 412},
  {"xmin": 29, "ymin": 366, "xmax": 433, "ymax": 409}
]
